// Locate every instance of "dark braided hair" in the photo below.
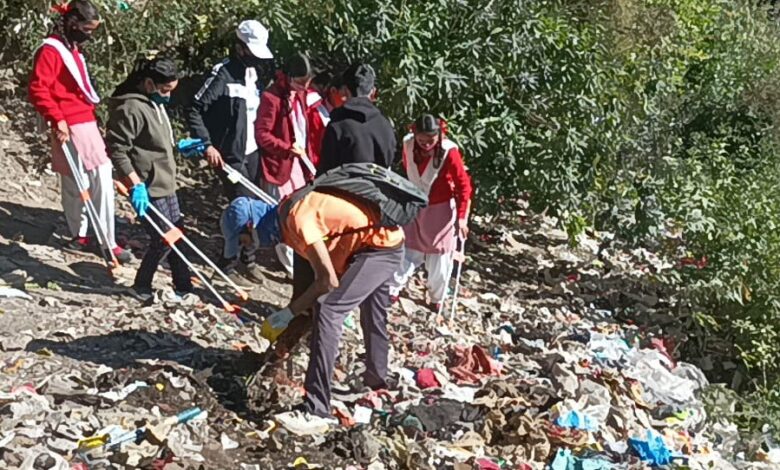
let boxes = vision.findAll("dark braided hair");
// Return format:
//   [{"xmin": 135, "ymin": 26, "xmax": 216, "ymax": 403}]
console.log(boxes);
[
  {"xmin": 113, "ymin": 55, "xmax": 178, "ymax": 96},
  {"xmin": 51, "ymin": 0, "xmax": 100, "ymax": 48}
]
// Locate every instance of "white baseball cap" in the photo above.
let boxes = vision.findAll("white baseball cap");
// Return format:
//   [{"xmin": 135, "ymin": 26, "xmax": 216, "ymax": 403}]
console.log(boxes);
[{"xmin": 236, "ymin": 20, "xmax": 273, "ymax": 59}]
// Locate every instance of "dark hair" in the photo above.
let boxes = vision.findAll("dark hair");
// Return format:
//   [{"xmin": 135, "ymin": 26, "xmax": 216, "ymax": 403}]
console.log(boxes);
[
  {"xmin": 284, "ymin": 52, "xmax": 312, "ymax": 79},
  {"xmin": 113, "ymin": 56, "xmax": 178, "ymax": 96},
  {"xmin": 51, "ymin": 0, "xmax": 100, "ymax": 46},
  {"xmin": 63, "ymin": 0, "xmax": 99, "ymax": 22},
  {"xmin": 415, "ymin": 114, "xmax": 440, "ymax": 134},
  {"xmin": 341, "ymin": 63, "xmax": 375, "ymax": 97}
]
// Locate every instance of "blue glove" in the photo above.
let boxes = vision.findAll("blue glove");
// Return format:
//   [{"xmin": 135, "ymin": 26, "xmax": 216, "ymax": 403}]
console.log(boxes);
[
  {"xmin": 177, "ymin": 138, "xmax": 206, "ymax": 158},
  {"xmin": 130, "ymin": 183, "xmax": 150, "ymax": 217}
]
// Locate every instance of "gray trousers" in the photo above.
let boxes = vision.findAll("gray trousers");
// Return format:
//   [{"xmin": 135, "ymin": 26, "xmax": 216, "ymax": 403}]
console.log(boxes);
[{"xmin": 304, "ymin": 246, "xmax": 404, "ymax": 417}]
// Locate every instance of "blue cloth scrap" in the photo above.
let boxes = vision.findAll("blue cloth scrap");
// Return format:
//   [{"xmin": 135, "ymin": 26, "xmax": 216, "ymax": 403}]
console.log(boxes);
[
  {"xmin": 554, "ymin": 410, "xmax": 599, "ymax": 432},
  {"xmin": 550, "ymin": 448, "xmax": 613, "ymax": 470},
  {"xmin": 628, "ymin": 429, "xmax": 673, "ymax": 466}
]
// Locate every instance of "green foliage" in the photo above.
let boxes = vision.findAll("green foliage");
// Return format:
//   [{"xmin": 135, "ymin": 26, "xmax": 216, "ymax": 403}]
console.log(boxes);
[{"xmin": 3, "ymin": 0, "xmax": 780, "ymax": 431}]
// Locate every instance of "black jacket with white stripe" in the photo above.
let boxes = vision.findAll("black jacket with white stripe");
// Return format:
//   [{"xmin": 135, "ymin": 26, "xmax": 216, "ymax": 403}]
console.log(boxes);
[{"xmin": 187, "ymin": 59, "xmax": 258, "ymax": 163}]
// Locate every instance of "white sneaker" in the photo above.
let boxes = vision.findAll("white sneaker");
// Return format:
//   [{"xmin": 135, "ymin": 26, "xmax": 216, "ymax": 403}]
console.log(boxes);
[{"xmin": 274, "ymin": 410, "xmax": 337, "ymax": 436}]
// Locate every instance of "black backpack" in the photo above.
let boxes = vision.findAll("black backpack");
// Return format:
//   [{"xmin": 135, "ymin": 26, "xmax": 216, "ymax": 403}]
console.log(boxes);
[{"xmin": 280, "ymin": 162, "xmax": 428, "ymax": 228}]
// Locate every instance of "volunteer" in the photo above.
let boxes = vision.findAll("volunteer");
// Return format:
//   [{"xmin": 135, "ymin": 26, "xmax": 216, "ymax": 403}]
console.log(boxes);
[
  {"xmin": 272, "ymin": 188, "xmax": 405, "ymax": 430},
  {"xmin": 28, "ymin": 0, "xmax": 131, "ymax": 263},
  {"xmin": 389, "ymin": 114, "xmax": 473, "ymax": 312},
  {"xmin": 187, "ymin": 19, "xmax": 273, "ymax": 281},
  {"xmin": 255, "ymin": 52, "xmax": 317, "ymax": 277},
  {"xmin": 106, "ymin": 57, "xmax": 193, "ymax": 301},
  {"xmin": 316, "ymin": 63, "xmax": 396, "ymax": 175}
]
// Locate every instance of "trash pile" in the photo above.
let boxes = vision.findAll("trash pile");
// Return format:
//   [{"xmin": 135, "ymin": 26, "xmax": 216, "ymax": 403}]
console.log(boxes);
[{"xmin": 1, "ymin": 121, "xmax": 778, "ymax": 468}]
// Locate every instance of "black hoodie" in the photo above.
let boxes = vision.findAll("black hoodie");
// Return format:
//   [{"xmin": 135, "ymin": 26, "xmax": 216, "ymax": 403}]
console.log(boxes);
[{"xmin": 317, "ymin": 97, "xmax": 397, "ymax": 175}]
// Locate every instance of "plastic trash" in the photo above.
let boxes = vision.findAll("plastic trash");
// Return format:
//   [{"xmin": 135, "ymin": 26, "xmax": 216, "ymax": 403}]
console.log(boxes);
[
  {"xmin": 629, "ymin": 428, "xmax": 673, "ymax": 466},
  {"xmin": 551, "ymin": 448, "xmax": 613, "ymax": 470},
  {"xmin": 554, "ymin": 410, "xmax": 599, "ymax": 432},
  {"xmin": 0, "ymin": 287, "xmax": 32, "ymax": 300}
]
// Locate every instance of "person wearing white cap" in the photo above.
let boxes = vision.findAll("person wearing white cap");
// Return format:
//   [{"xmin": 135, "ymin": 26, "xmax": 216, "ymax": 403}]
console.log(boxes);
[{"xmin": 187, "ymin": 19, "xmax": 274, "ymax": 282}]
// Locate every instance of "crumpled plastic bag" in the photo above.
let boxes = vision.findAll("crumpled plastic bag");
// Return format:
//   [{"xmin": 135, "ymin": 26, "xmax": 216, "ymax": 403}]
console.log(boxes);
[
  {"xmin": 629, "ymin": 428, "xmax": 673, "ymax": 466},
  {"xmin": 550, "ymin": 448, "xmax": 613, "ymax": 470}
]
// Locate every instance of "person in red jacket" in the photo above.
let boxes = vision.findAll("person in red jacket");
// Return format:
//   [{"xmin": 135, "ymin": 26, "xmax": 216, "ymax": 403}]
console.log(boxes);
[
  {"xmin": 389, "ymin": 114, "xmax": 473, "ymax": 312},
  {"xmin": 28, "ymin": 0, "xmax": 130, "ymax": 263},
  {"xmin": 255, "ymin": 52, "xmax": 316, "ymax": 277}
]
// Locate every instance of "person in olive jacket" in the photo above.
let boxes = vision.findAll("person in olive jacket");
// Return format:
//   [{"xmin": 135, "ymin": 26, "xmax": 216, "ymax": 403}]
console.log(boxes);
[{"xmin": 106, "ymin": 56, "xmax": 193, "ymax": 301}]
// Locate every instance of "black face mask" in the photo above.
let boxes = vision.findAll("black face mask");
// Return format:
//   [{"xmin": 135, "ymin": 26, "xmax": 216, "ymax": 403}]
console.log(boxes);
[{"xmin": 67, "ymin": 28, "xmax": 92, "ymax": 44}]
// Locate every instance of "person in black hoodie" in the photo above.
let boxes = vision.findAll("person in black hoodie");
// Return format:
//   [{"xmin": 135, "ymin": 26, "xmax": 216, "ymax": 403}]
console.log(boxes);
[{"xmin": 316, "ymin": 63, "xmax": 397, "ymax": 175}]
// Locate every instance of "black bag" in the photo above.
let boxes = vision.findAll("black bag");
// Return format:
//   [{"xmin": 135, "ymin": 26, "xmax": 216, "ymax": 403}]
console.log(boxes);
[{"xmin": 280, "ymin": 162, "xmax": 428, "ymax": 228}]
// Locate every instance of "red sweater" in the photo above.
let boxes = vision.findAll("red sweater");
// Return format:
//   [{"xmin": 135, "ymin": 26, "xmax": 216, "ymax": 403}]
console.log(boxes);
[
  {"xmin": 28, "ymin": 36, "xmax": 96, "ymax": 126},
  {"xmin": 407, "ymin": 145, "xmax": 473, "ymax": 219}
]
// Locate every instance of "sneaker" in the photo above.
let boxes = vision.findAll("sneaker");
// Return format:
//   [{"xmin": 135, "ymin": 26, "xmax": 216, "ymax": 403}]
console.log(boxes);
[
  {"xmin": 226, "ymin": 270, "xmax": 254, "ymax": 290},
  {"xmin": 112, "ymin": 246, "xmax": 133, "ymax": 264},
  {"xmin": 172, "ymin": 291, "xmax": 200, "ymax": 305},
  {"xmin": 63, "ymin": 236, "xmax": 92, "ymax": 252},
  {"xmin": 242, "ymin": 264, "xmax": 266, "ymax": 283},
  {"xmin": 274, "ymin": 409, "xmax": 337, "ymax": 436},
  {"xmin": 129, "ymin": 286, "xmax": 153, "ymax": 303}
]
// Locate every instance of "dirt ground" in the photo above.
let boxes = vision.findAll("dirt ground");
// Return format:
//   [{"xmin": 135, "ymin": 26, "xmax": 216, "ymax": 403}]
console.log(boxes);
[{"xmin": 0, "ymin": 101, "xmax": 761, "ymax": 469}]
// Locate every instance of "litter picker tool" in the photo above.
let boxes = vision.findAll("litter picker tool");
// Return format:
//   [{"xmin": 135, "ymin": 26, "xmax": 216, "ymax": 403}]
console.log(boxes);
[
  {"xmin": 295, "ymin": 148, "xmax": 317, "ymax": 177},
  {"xmin": 61, "ymin": 141, "xmax": 119, "ymax": 272},
  {"xmin": 449, "ymin": 237, "xmax": 467, "ymax": 320},
  {"xmin": 114, "ymin": 181, "xmax": 248, "ymax": 312},
  {"xmin": 177, "ymin": 139, "xmax": 278, "ymax": 205},
  {"xmin": 223, "ymin": 166, "xmax": 278, "ymax": 205}
]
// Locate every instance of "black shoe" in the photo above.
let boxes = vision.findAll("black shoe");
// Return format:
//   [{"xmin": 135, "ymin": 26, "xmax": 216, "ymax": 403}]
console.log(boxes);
[{"xmin": 129, "ymin": 286, "xmax": 153, "ymax": 303}]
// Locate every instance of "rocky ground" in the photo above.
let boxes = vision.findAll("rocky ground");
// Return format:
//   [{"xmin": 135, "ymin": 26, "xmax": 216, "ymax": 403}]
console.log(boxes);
[{"xmin": 0, "ymin": 102, "xmax": 776, "ymax": 469}]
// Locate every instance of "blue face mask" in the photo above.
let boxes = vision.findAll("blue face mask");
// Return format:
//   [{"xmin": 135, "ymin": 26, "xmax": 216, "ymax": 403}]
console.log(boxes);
[{"xmin": 150, "ymin": 92, "xmax": 170, "ymax": 105}]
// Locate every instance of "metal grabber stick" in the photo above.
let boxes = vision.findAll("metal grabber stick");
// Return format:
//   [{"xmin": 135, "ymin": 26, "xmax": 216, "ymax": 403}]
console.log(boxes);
[
  {"xmin": 449, "ymin": 237, "xmax": 467, "ymax": 320},
  {"xmin": 61, "ymin": 142, "xmax": 119, "ymax": 271},
  {"xmin": 222, "ymin": 166, "xmax": 278, "ymax": 205},
  {"xmin": 115, "ymin": 182, "xmax": 246, "ymax": 312}
]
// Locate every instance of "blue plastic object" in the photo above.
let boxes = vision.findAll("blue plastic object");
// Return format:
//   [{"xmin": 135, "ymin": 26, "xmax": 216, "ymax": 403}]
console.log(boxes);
[
  {"xmin": 177, "ymin": 138, "xmax": 206, "ymax": 158},
  {"xmin": 554, "ymin": 410, "xmax": 599, "ymax": 432},
  {"xmin": 550, "ymin": 448, "xmax": 613, "ymax": 470},
  {"xmin": 628, "ymin": 429, "xmax": 673, "ymax": 466}
]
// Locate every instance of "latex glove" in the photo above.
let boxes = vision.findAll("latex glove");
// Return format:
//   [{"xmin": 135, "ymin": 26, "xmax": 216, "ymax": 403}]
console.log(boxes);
[{"xmin": 130, "ymin": 183, "xmax": 150, "ymax": 217}]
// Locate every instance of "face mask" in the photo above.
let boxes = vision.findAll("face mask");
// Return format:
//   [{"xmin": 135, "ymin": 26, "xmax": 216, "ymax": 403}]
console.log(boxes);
[
  {"xmin": 150, "ymin": 92, "xmax": 170, "ymax": 105},
  {"xmin": 328, "ymin": 90, "xmax": 346, "ymax": 108},
  {"xmin": 417, "ymin": 140, "xmax": 437, "ymax": 152},
  {"xmin": 67, "ymin": 28, "xmax": 92, "ymax": 44}
]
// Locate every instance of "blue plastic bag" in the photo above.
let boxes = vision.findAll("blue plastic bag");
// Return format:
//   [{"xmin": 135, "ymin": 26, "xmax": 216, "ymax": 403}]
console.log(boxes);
[{"xmin": 628, "ymin": 429, "xmax": 673, "ymax": 466}]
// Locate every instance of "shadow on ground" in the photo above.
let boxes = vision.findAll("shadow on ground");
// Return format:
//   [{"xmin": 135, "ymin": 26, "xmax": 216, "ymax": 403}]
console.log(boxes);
[{"xmin": 26, "ymin": 329, "xmax": 267, "ymax": 416}]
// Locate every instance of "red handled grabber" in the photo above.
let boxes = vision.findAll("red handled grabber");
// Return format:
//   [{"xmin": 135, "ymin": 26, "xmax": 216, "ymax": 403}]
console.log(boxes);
[
  {"xmin": 115, "ymin": 181, "xmax": 248, "ymax": 313},
  {"xmin": 61, "ymin": 142, "xmax": 120, "ymax": 275}
]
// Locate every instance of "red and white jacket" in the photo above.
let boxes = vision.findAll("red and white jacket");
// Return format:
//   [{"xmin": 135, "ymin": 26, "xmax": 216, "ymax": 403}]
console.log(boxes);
[
  {"xmin": 305, "ymin": 90, "xmax": 330, "ymax": 170},
  {"xmin": 402, "ymin": 134, "xmax": 473, "ymax": 220},
  {"xmin": 28, "ymin": 35, "xmax": 99, "ymax": 126}
]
